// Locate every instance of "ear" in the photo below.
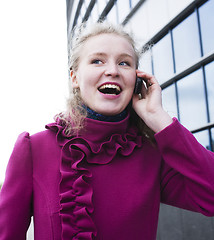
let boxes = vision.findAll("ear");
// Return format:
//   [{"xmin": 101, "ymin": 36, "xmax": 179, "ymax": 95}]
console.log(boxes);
[{"xmin": 70, "ymin": 70, "xmax": 79, "ymax": 88}]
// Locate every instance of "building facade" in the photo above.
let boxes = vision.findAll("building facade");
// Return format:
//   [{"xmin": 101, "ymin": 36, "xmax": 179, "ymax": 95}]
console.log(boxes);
[{"xmin": 66, "ymin": 0, "xmax": 214, "ymax": 239}]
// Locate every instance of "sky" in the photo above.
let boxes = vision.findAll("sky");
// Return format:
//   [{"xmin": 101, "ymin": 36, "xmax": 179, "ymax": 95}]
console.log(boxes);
[{"xmin": 0, "ymin": 0, "xmax": 68, "ymax": 183}]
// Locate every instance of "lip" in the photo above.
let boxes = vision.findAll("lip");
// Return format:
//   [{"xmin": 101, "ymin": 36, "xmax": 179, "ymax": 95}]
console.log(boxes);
[
  {"xmin": 97, "ymin": 81, "xmax": 122, "ymax": 99},
  {"xmin": 98, "ymin": 91, "xmax": 121, "ymax": 99},
  {"xmin": 98, "ymin": 82, "xmax": 122, "ymax": 91}
]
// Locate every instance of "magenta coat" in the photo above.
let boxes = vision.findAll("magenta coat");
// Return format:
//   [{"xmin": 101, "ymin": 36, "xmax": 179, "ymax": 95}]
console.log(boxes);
[{"xmin": 0, "ymin": 116, "xmax": 214, "ymax": 240}]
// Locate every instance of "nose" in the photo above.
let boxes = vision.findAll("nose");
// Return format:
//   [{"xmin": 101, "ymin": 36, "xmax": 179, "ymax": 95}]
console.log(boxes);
[{"xmin": 104, "ymin": 62, "xmax": 119, "ymax": 78}]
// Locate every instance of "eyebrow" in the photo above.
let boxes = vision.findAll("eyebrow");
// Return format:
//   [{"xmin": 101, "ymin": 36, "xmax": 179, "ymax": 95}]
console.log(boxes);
[{"xmin": 88, "ymin": 52, "xmax": 134, "ymax": 60}]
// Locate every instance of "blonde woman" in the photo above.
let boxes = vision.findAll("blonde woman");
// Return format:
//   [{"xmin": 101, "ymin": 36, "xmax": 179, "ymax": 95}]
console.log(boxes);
[{"xmin": 0, "ymin": 22, "xmax": 214, "ymax": 240}]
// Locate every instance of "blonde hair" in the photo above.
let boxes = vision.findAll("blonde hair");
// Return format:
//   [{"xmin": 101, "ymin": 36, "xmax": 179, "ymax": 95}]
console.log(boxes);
[{"xmin": 55, "ymin": 21, "xmax": 154, "ymax": 140}]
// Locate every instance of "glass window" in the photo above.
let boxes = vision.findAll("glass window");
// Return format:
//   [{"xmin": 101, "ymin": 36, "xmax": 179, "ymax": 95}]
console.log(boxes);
[
  {"xmin": 90, "ymin": 3, "xmax": 99, "ymax": 22},
  {"xmin": 67, "ymin": 0, "xmax": 79, "ymax": 34},
  {"xmin": 204, "ymin": 61, "xmax": 214, "ymax": 122},
  {"xmin": 194, "ymin": 130, "xmax": 211, "ymax": 150},
  {"xmin": 199, "ymin": 0, "xmax": 214, "ymax": 55},
  {"xmin": 82, "ymin": 0, "xmax": 91, "ymax": 23},
  {"xmin": 84, "ymin": 0, "xmax": 91, "ymax": 7},
  {"xmin": 139, "ymin": 49, "xmax": 153, "ymax": 74},
  {"xmin": 131, "ymin": 0, "xmax": 139, "ymax": 8},
  {"xmin": 83, "ymin": 16, "xmax": 94, "ymax": 29},
  {"xmin": 79, "ymin": 3, "xmax": 87, "ymax": 21},
  {"xmin": 97, "ymin": 0, "xmax": 108, "ymax": 15},
  {"xmin": 162, "ymin": 84, "xmax": 178, "ymax": 118},
  {"xmin": 152, "ymin": 33, "xmax": 174, "ymax": 84},
  {"xmin": 172, "ymin": 12, "xmax": 201, "ymax": 73},
  {"xmin": 106, "ymin": 4, "xmax": 118, "ymax": 24},
  {"xmin": 177, "ymin": 69, "xmax": 207, "ymax": 130},
  {"xmin": 124, "ymin": 4, "xmax": 149, "ymax": 47},
  {"xmin": 117, "ymin": 0, "xmax": 131, "ymax": 23},
  {"xmin": 76, "ymin": 16, "xmax": 83, "ymax": 26}
]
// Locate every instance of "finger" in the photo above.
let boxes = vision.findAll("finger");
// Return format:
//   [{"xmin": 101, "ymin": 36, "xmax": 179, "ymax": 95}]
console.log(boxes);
[
  {"xmin": 132, "ymin": 92, "xmax": 143, "ymax": 108},
  {"xmin": 136, "ymin": 70, "xmax": 159, "ymax": 87}
]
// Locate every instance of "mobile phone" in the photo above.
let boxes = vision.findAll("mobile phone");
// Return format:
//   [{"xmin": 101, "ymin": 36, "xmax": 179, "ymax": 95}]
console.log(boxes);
[{"xmin": 134, "ymin": 77, "xmax": 143, "ymax": 94}]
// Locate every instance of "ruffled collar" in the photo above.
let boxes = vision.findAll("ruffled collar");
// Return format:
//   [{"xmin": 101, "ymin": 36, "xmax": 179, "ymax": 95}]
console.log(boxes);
[{"xmin": 46, "ymin": 115, "xmax": 142, "ymax": 239}]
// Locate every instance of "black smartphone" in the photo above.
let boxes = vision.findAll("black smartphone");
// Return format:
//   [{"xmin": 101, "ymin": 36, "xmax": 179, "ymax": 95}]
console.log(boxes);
[{"xmin": 134, "ymin": 77, "xmax": 143, "ymax": 94}]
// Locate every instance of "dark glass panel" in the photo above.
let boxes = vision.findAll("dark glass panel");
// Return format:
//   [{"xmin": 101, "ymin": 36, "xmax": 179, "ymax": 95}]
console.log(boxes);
[
  {"xmin": 117, "ymin": 0, "xmax": 131, "ymax": 22},
  {"xmin": 194, "ymin": 130, "xmax": 211, "ymax": 150},
  {"xmin": 152, "ymin": 33, "xmax": 174, "ymax": 84},
  {"xmin": 211, "ymin": 128, "xmax": 214, "ymax": 151},
  {"xmin": 139, "ymin": 49, "xmax": 153, "ymax": 74},
  {"xmin": 162, "ymin": 84, "xmax": 178, "ymax": 118},
  {"xmin": 199, "ymin": 0, "xmax": 214, "ymax": 55},
  {"xmin": 177, "ymin": 69, "xmax": 207, "ymax": 130},
  {"xmin": 172, "ymin": 12, "xmax": 201, "ymax": 73},
  {"xmin": 204, "ymin": 61, "xmax": 214, "ymax": 122}
]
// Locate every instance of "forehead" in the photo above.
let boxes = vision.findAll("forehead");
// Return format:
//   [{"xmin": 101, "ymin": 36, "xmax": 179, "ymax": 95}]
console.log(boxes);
[{"xmin": 81, "ymin": 33, "xmax": 135, "ymax": 57}]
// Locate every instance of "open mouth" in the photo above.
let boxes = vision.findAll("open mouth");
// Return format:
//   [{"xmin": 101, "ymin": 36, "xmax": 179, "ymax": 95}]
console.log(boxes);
[{"xmin": 98, "ymin": 84, "xmax": 122, "ymax": 95}]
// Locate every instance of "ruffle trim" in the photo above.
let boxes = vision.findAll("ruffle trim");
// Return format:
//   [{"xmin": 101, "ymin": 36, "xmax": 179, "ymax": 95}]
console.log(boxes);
[{"xmin": 46, "ymin": 117, "xmax": 142, "ymax": 239}]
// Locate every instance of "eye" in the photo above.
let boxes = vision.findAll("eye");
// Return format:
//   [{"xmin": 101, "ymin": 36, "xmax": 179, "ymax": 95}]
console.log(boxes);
[
  {"xmin": 119, "ymin": 61, "xmax": 130, "ymax": 66},
  {"xmin": 91, "ymin": 59, "xmax": 103, "ymax": 64}
]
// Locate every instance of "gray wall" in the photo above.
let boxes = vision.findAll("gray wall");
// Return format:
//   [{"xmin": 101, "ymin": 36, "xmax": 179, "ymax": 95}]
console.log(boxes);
[{"xmin": 157, "ymin": 204, "xmax": 214, "ymax": 240}]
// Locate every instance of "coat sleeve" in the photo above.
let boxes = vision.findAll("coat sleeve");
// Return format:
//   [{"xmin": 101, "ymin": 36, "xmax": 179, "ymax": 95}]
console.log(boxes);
[
  {"xmin": 0, "ymin": 132, "xmax": 33, "ymax": 239},
  {"xmin": 155, "ymin": 118, "xmax": 214, "ymax": 216}
]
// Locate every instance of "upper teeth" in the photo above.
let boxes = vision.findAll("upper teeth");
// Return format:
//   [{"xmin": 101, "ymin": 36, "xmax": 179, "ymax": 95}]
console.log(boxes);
[{"xmin": 99, "ymin": 84, "xmax": 121, "ymax": 91}]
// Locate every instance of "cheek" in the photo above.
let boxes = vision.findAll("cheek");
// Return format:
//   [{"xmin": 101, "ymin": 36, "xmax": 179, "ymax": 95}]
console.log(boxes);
[
  {"xmin": 128, "ymin": 76, "xmax": 137, "ymax": 89},
  {"xmin": 78, "ymin": 78, "xmax": 94, "ymax": 99},
  {"xmin": 127, "ymin": 72, "xmax": 137, "ymax": 84},
  {"xmin": 78, "ymin": 79, "xmax": 91, "ymax": 92}
]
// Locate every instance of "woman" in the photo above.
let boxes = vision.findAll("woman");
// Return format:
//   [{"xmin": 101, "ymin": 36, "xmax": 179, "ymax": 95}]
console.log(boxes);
[{"xmin": 0, "ymin": 22, "xmax": 214, "ymax": 240}]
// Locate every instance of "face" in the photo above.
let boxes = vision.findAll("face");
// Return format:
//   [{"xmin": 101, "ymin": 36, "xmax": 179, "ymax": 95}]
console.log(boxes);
[{"xmin": 72, "ymin": 33, "xmax": 137, "ymax": 116}]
